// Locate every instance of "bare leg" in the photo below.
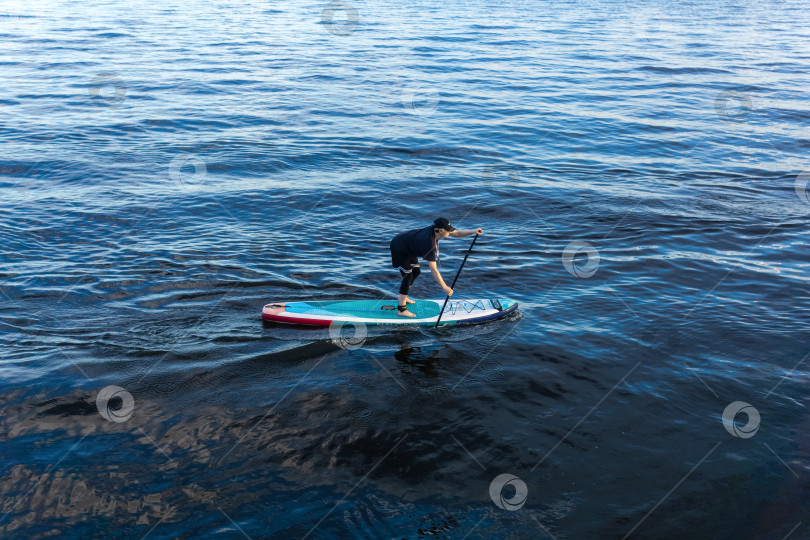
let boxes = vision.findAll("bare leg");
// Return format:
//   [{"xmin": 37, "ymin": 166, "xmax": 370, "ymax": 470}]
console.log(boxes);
[{"xmin": 397, "ymin": 294, "xmax": 416, "ymax": 317}]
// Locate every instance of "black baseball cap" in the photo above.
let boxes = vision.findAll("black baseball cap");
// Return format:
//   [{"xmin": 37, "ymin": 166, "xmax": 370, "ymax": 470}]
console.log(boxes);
[{"xmin": 434, "ymin": 217, "xmax": 455, "ymax": 232}]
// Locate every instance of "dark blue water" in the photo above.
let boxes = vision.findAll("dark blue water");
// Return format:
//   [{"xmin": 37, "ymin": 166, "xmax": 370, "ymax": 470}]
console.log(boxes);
[{"xmin": 2, "ymin": 0, "xmax": 810, "ymax": 538}]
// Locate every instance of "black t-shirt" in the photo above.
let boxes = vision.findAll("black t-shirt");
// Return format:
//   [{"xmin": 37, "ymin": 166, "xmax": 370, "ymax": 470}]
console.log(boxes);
[{"xmin": 391, "ymin": 226, "xmax": 438, "ymax": 262}]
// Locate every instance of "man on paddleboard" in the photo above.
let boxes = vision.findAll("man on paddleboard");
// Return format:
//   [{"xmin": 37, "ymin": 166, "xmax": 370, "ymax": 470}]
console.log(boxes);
[{"xmin": 390, "ymin": 218, "xmax": 484, "ymax": 317}]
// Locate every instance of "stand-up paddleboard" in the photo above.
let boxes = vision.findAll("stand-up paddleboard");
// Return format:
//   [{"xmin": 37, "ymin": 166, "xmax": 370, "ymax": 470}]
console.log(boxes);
[{"xmin": 261, "ymin": 298, "xmax": 518, "ymax": 327}]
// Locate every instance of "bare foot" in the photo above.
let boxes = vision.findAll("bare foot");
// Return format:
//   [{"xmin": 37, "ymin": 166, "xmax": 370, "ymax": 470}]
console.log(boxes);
[
  {"xmin": 397, "ymin": 309, "xmax": 417, "ymax": 317},
  {"xmin": 405, "ymin": 298, "xmax": 416, "ymax": 304}
]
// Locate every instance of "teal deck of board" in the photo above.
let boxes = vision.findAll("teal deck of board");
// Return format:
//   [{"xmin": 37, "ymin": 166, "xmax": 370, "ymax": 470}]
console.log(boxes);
[{"xmin": 286, "ymin": 300, "xmax": 442, "ymax": 319}]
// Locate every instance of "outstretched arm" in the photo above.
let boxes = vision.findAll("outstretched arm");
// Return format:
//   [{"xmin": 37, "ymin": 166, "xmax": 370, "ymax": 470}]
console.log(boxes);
[
  {"xmin": 450, "ymin": 228, "xmax": 483, "ymax": 238},
  {"xmin": 428, "ymin": 260, "xmax": 453, "ymax": 296}
]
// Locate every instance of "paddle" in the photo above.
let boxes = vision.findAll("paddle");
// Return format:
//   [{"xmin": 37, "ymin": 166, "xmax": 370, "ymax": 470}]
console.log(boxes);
[{"xmin": 435, "ymin": 233, "xmax": 479, "ymax": 328}]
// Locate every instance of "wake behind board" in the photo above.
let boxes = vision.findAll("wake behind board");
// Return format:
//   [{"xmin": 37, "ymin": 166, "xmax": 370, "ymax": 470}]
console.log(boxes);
[{"xmin": 261, "ymin": 298, "xmax": 518, "ymax": 327}]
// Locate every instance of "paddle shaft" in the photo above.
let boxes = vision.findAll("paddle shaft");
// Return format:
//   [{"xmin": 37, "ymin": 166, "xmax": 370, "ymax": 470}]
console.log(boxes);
[{"xmin": 435, "ymin": 233, "xmax": 479, "ymax": 327}]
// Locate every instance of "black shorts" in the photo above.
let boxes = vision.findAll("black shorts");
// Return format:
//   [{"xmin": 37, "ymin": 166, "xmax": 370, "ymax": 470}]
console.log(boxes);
[
  {"xmin": 390, "ymin": 238, "xmax": 418, "ymax": 271},
  {"xmin": 391, "ymin": 250, "xmax": 419, "ymax": 272}
]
